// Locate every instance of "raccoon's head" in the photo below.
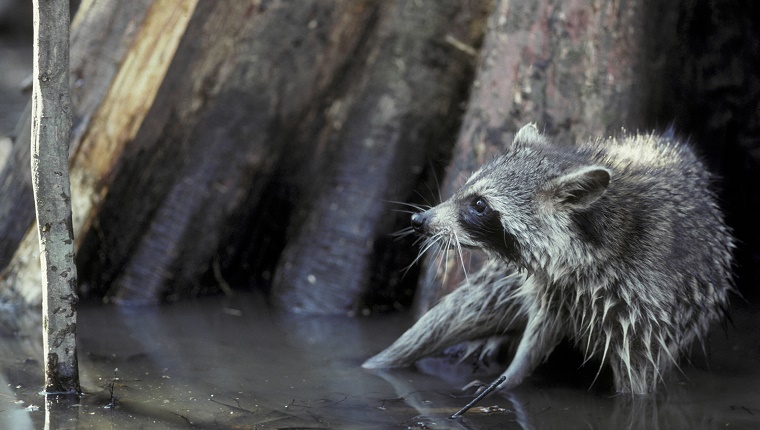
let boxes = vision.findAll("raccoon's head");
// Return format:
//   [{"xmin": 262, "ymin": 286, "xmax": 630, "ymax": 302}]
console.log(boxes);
[{"xmin": 412, "ymin": 124, "xmax": 612, "ymax": 270}]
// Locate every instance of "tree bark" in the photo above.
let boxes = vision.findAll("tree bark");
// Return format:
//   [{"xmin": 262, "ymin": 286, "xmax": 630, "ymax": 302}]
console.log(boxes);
[
  {"xmin": 269, "ymin": 0, "xmax": 488, "ymax": 315},
  {"xmin": 75, "ymin": 0, "xmax": 384, "ymax": 304},
  {"xmin": 32, "ymin": 0, "xmax": 79, "ymax": 394}
]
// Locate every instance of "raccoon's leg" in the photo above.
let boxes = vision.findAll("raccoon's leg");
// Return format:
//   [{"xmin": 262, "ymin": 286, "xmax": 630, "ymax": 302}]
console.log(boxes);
[
  {"xmin": 492, "ymin": 293, "xmax": 564, "ymax": 391},
  {"xmin": 362, "ymin": 263, "xmax": 526, "ymax": 369}
]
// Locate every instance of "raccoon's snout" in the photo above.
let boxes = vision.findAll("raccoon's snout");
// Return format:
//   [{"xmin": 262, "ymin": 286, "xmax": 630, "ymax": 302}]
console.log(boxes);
[{"xmin": 411, "ymin": 211, "xmax": 429, "ymax": 233}]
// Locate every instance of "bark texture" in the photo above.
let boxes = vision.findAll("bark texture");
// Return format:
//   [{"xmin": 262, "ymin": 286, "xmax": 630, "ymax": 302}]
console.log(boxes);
[
  {"xmin": 269, "ymin": 0, "xmax": 487, "ymax": 314},
  {"xmin": 78, "ymin": 0, "xmax": 391, "ymax": 304},
  {"xmin": 32, "ymin": 0, "xmax": 79, "ymax": 394}
]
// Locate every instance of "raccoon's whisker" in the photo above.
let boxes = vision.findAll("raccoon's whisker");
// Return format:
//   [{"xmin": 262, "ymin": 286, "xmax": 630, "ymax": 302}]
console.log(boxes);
[
  {"xmin": 401, "ymin": 246, "xmax": 429, "ymax": 276},
  {"xmin": 391, "ymin": 227, "xmax": 416, "ymax": 240},
  {"xmin": 415, "ymin": 237, "xmax": 441, "ymax": 263},
  {"xmin": 402, "ymin": 233, "xmax": 445, "ymax": 277},
  {"xmin": 411, "ymin": 235, "xmax": 426, "ymax": 246},
  {"xmin": 427, "ymin": 158, "xmax": 444, "ymax": 204},
  {"xmin": 399, "ymin": 263, "xmax": 414, "ymax": 278},
  {"xmin": 391, "ymin": 209, "xmax": 419, "ymax": 215},
  {"xmin": 404, "ymin": 234, "xmax": 442, "ymax": 271},
  {"xmin": 421, "ymin": 180, "xmax": 439, "ymax": 209},
  {"xmin": 436, "ymin": 235, "xmax": 450, "ymax": 288},
  {"xmin": 412, "ymin": 235, "xmax": 432, "ymax": 248},
  {"xmin": 422, "ymin": 236, "xmax": 440, "ymax": 262},
  {"xmin": 440, "ymin": 234, "xmax": 454, "ymax": 286},
  {"xmin": 451, "ymin": 231, "xmax": 470, "ymax": 284},
  {"xmin": 383, "ymin": 199, "xmax": 429, "ymax": 212},
  {"xmin": 412, "ymin": 190, "xmax": 436, "ymax": 210}
]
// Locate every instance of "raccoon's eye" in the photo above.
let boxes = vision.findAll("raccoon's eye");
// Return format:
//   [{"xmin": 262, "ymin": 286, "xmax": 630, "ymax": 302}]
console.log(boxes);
[{"xmin": 473, "ymin": 198, "xmax": 489, "ymax": 214}]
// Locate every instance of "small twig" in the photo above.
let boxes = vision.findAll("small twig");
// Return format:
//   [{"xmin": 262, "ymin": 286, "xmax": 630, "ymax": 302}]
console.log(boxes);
[
  {"xmin": 105, "ymin": 381, "xmax": 117, "ymax": 409},
  {"xmin": 449, "ymin": 376, "xmax": 506, "ymax": 419},
  {"xmin": 444, "ymin": 34, "xmax": 478, "ymax": 57}
]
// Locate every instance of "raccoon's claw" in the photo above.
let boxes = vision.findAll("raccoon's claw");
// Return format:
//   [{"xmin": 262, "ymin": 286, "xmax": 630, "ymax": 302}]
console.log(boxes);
[{"xmin": 461, "ymin": 379, "xmax": 489, "ymax": 395}]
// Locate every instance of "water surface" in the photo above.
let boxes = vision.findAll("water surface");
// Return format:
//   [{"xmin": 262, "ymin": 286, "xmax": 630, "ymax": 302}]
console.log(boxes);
[{"xmin": 1, "ymin": 292, "xmax": 759, "ymax": 429}]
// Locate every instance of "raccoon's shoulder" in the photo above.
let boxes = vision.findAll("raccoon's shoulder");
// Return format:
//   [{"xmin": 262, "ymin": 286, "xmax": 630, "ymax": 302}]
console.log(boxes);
[{"xmin": 578, "ymin": 132, "xmax": 707, "ymax": 180}]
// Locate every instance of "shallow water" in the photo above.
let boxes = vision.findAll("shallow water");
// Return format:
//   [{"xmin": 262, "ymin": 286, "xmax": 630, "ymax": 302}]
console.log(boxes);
[{"xmin": 1, "ymin": 292, "xmax": 759, "ymax": 429}]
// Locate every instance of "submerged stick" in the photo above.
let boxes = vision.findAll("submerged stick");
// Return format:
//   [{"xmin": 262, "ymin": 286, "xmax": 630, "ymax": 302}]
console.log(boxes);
[{"xmin": 449, "ymin": 376, "xmax": 506, "ymax": 419}]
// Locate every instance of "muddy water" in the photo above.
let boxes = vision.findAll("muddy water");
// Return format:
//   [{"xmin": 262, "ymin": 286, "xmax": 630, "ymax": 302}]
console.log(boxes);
[{"xmin": 1, "ymin": 292, "xmax": 759, "ymax": 429}]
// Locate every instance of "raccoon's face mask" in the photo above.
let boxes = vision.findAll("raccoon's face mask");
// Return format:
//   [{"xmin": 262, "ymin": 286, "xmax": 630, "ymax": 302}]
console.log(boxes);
[
  {"xmin": 410, "ymin": 123, "xmax": 612, "ymax": 265},
  {"xmin": 410, "ymin": 192, "xmax": 521, "ymax": 262}
]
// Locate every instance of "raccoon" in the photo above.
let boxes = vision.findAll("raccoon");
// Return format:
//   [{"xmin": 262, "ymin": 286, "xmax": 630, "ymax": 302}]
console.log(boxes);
[{"xmin": 363, "ymin": 124, "xmax": 735, "ymax": 394}]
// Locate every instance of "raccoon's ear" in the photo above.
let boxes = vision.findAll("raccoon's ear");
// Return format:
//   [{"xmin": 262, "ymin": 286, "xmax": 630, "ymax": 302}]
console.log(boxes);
[
  {"xmin": 510, "ymin": 123, "xmax": 548, "ymax": 151},
  {"xmin": 545, "ymin": 166, "xmax": 611, "ymax": 210}
]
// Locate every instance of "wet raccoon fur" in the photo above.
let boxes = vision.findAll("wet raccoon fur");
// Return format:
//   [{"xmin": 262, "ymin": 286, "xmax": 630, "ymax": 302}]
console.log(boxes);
[{"xmin": 363, "ymin": 124, "xmax": 734, "ymax": 394}]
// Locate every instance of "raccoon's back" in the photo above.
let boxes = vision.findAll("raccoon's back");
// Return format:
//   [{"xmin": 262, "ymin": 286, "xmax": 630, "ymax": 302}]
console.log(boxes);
[
  {"xmin": 564, "ymin": 133, "xmax": 733, "ymax": 392},
  {"xmin": 579, "ymin": 133, "xmax": 733, "ymax": 299}
]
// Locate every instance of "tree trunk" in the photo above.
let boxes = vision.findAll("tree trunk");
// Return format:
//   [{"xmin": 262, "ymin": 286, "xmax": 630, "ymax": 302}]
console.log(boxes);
[
  {"xmin": 269, "ymin": 0, "xmax": 488, "ymax": 315},
  {"xmin": 32, "ymin": 0, "xmax": 79, "ymax": 394},
  {"xmin": 76, "ymin": 0, "xmax": 389, "ymax": 305}
]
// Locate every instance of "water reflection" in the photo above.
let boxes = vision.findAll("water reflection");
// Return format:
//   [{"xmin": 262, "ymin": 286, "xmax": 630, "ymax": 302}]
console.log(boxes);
[
  {"xmin": 0, "ymin": 292, "xmax": 759, "ymax": 429},
  {"xmin": 44, "ymin": 394, "xmax": 80, "ymax": 430}
]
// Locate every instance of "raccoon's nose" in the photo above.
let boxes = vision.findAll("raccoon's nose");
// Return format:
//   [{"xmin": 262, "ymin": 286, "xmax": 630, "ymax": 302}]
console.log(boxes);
[{"xmin": 411, "ymin": 212, "xmax": 427, "ymax": 232}]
